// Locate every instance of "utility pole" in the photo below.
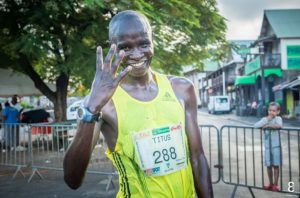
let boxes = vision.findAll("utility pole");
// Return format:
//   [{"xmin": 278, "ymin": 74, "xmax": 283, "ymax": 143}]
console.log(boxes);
[{"xmin": 222, "ymin": 69, "xmax": 226, "ymax": 95}]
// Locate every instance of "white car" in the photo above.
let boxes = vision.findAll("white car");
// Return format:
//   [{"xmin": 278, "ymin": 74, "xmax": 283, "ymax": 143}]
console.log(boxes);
[
  {"xmin": 208, "ymin": 96, "xmax": 231, "ymax": 114},
  {"xmin": 66, "ymin": 100, "xmax": 83, "ymax": 120}
]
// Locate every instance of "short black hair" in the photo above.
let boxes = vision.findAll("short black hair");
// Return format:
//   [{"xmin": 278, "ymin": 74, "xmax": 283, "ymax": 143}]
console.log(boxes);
[
  {"xmin": 269, "ymin": 102, "xmax": 280, "ymax": 111},
  {"xmin": 4, "ymin": 101, "xmax": 10, "ymax": 107},
  {"xmin": 108, "ymin": 10, "xmax": 152, "ymax": 41}
]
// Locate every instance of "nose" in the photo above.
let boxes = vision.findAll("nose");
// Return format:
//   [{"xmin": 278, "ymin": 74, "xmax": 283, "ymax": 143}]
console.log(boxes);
[{"xmin": 129, "ymin": 47, "xmax": 143, "ymax": 60}]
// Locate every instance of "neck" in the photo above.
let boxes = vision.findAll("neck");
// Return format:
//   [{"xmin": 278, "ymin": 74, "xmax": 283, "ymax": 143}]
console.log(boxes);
[{"xmin": 122, "ymin": 69, "xmax": 155, "ymax": 88}]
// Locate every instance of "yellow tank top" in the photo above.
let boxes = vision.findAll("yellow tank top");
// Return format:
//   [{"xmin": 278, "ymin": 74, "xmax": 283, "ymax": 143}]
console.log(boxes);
[{"xmin": 107, "ymin": 72, "xmax": 195, "ymax": 198}]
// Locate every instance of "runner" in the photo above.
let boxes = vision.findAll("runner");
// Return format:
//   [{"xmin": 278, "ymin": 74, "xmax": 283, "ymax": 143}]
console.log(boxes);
[{"xmin": 64, "ymin": 10, "xmax": 213, "ymax": 197}]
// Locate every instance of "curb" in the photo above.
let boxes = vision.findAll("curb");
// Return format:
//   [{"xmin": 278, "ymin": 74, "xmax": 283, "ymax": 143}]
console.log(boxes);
[{"xmin": 226, "ymin": 118, "xmax": 253, "ymax": 126}]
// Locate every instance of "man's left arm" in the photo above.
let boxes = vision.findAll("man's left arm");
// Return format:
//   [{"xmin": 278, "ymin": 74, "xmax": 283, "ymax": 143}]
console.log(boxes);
[{"xmin": 183, "ymin": 82, "xmax": 213, "ymax": 197}]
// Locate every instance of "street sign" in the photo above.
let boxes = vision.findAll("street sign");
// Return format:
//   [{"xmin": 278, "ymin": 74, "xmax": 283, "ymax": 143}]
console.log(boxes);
[{"xmin": 238, "ymin": 48, "xmax": 250, "ymax": 56}]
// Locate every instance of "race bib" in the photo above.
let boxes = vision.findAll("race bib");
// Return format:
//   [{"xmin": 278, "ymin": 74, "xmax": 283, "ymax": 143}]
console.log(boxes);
[{"xmin": 133, "ymin": 123, "xmax": 187, "ymax": 176}]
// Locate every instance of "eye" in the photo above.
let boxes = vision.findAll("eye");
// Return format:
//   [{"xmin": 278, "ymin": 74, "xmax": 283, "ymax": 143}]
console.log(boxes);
[
  {"xmin": 122, "ymin": 46, "xmax": 130, "ymax": 51},
  {"xmin": 141, "ymin": 43, "xmax": 148, "ymax": 48}
]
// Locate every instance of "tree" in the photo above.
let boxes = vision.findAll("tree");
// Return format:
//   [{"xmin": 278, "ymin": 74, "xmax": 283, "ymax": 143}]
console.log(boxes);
[{"xmin": 0, "ymin": 0, "xmax": 226, "ymax": 121}]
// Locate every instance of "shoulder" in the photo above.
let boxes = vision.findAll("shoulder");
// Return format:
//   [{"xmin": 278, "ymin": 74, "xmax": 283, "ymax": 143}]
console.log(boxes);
[
  {"xmin": 166, "ymin": 75, "xmax": 195, "ymax": 96},
  {"xmin": 275, "ymin": 116, "xmax": 282, "ymax": 122}
]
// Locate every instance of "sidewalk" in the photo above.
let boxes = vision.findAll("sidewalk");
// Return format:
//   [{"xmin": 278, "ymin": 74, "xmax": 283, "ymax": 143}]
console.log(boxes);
[{"xmin": 198, "ymin": 108, "xmax": 300, "ymax": 128}]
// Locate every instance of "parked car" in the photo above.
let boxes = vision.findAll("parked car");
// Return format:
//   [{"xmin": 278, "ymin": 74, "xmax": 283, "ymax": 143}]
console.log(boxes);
[
  {"xmin": 66, "ymin": 100, "xmax": 83, "ymax": 120},
  {"xmin": 208, "ymin": 96, "xmax": 231, "ymax": 114}
]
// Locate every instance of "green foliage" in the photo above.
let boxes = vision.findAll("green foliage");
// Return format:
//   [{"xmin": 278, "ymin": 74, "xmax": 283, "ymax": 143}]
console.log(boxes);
[
  {"xmin": 0, "ymin": 0, "xmax": 226, "ymax": 90},
  {"xmin": 20, "ymin": 101, "xmax": 34, "ymax": 109}
]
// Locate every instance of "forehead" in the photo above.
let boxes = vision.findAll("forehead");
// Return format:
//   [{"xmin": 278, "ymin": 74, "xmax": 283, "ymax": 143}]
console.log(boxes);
[
  {"xmin": 110, "ymin": 17, "xmax": 152, "ymax": 43},
  {"xmin": 269, "ymin": 105, "xmax": 279, "ymax": 111}
]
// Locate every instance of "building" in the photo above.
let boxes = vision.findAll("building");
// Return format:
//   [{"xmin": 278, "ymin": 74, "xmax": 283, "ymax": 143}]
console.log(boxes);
[
  {"xmin": 204, "ymin": 41, "xmax": 252, "ymax": 108},
  {"xmin": 236, "ymin": 9, "xmax": 300, "ymax": 117}
]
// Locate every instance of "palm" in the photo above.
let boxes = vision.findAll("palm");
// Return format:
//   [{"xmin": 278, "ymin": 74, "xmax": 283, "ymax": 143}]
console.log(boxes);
[{"xmin": 85, "ymin": 44, "xmax": 131, "ymax": 113}]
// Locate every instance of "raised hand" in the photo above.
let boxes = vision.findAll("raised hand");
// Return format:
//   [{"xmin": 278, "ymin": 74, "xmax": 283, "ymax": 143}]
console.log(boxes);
[{"xmin": 84, "ymin": 44, "xmax": 132, "ymax": 113}]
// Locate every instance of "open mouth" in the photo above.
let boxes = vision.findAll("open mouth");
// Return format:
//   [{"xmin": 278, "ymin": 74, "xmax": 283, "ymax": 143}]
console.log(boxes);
[{"xmin": 129, "ymin": 61, "xmax": 146, "ymax": 68}]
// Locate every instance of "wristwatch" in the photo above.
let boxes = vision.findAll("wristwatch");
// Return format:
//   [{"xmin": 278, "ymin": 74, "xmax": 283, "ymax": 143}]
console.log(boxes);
[{"xmin": 77, "ymin": 106, "xmax": 102, "ymax": 123}]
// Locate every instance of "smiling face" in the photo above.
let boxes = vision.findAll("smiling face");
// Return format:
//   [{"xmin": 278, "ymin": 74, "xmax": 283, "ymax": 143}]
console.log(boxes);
[{"xmin": 109, "ymin": 11, "xmax": 154, "ymax": 77}]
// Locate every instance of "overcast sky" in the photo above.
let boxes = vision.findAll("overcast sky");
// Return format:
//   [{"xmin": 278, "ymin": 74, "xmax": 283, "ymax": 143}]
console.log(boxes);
[{"xmin": 217, "ymin": 0, "xmax": 300, "ymax": 40}]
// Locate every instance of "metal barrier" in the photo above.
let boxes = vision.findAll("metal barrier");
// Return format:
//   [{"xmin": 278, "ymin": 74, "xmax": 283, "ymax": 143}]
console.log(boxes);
[
  {"xmin": 1, "ymin": 122, "xmax": 299, "ymax": 197},
  {"xmin": 199, "ymin": 125, "xmax": 221, "ymax": 184},
  {"xmin": 0, "ymin": 123, "xmax": 30, "ymax": 179},
  {"xmin": 0, "ymin": 122, "xmax": 116, "ymax": 190},
  {"xmin": 27, "ymin": 123, "xmax": 116, "ymax": 190},
  {"xmin": 220, "ymin": 125, "xmax": 300, "ymax": 197}
]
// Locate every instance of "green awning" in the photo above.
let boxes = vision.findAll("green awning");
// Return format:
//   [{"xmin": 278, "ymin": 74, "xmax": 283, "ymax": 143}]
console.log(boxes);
[
  {"xmin": 255, "ymin": 68, "xmax": 282, "ymax": 78},
  {"xmin": 235, "ymin": 75, "xmax": 256, "ymax": 86}
]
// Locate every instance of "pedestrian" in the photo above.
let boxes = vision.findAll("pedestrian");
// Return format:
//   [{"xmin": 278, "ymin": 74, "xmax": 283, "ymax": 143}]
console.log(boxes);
[
  {"xmin": 10, "ymin": 95, "xmax": 22, "ymax": 148},
  {"xmin": 2, "ymin": 101, "xmax": 19, "ymax": 151},
  {"xmin": 254, "ymin": 102, "xmax": 282, "ymax": 192},
  {"xmin": 63, "ymin": 10, "xmax": 213, "ymax": 197},
  {"xmin": 0, "ymin": 103, "xmax": 3, "ymax": 123},
  {"xmin": 11, "ymin": 95, "xmax": 22, "ymax": 112},
  {"xmin": 251, "ymin": 100, "xmax": 257, "ymax": 116}
]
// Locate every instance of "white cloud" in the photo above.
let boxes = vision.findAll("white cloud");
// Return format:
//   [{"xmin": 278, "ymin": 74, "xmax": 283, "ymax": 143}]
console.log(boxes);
[{"xmin": 217, "ymin": 0, "xmax": 300, "ymax": 40}]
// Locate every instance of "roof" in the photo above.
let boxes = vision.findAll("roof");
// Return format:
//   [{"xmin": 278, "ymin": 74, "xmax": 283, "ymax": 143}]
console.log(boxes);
[
  {"xmin": 203, "ymin": 60, "xmax": 219, "ymax": 71},
  {"xmin": 272, "ymin": 76, "xmax": 300, "ymax": 91},
  {"xmin": 262, "ymin": 9, "xmax": 300, "ymax": 38},
  {"xmin": 0, "ymin": 68, "xmax": 55, "ymax": 97}
]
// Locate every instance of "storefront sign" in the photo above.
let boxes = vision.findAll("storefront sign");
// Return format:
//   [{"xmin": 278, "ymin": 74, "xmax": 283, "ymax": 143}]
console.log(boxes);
[{"xmin": 287, "ymin": 45, "xmax": 300, "ymax": 69}]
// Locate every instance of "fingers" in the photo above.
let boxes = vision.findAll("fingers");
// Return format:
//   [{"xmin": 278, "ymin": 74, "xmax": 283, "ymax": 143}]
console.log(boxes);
[
  {"xmin": 96, "ymin": 46, "xmax": 103, "ymax": 70},
  {"xmin": 114, "ymin": 66, "xmax": 132, "ymax": 85},
  {"xmin": 104, "ymin": 44, "xmax": 116, "ymax": 70},
  {"xmin": 111, "ymin": 50, "xmax": 125, "ymax": 75}
]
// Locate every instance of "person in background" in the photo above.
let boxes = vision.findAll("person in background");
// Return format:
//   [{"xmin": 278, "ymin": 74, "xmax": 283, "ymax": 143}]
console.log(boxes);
[
  {"xmin": 11, "ymin": 95, "xmax": 21, "ymax": 112},
  {"xmin": 2, "ymin": 102, "xmax": 19, "ymax": 151},
  {"xmin": 0, "ymin": 103, "xmax": 2, "ymax": 124},
  {"xmin": 254, "ymin": 102, "xmax": 282, "ymax": 192},
  {"xmin": 10, "ymin": 95, "xmax": 24, "ymax": 150}
]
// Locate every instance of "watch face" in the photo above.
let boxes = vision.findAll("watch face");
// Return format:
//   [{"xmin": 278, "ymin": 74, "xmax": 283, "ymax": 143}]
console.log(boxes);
[{"xmin": 77, "ymin": 108, "xmax": 84, "ymax": 119}]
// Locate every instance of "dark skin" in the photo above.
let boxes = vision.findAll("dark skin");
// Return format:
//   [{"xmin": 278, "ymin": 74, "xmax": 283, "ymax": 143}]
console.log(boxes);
[{"xmin": 63, "ymin": 12, "xmax": 213, "ymax": 197}]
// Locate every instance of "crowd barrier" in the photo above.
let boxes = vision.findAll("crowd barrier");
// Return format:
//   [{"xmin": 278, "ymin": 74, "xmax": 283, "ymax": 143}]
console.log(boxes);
[
  {"xmin": 220, "ymin": 125, "xmax": 300, "ymax": 197},
  {"xmin": 0, "ymin": 122, "xmax": 116, "ymax": 190},
  {"xmin": 199, "ymin": 125, "xmax": 221, "ymax": 184},
  {"xmin": 0, "ymin": 123, "xmax": 299, "ymax": 197}
]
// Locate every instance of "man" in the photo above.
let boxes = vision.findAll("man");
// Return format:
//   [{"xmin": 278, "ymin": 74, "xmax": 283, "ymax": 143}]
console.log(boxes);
[
  {"xmin": 64, "ymin": 10, "xmax": 213, "ymax": 197},
  {"xmin": 10, "ymin": 95, "xmax": 22, "ymax": 149},
  {"xmin": 11, "ymin": 95, "xmax": 21, "ymax": 112},
  {"xmin": 2, "ymin": 102, "xmax": 19, "ymax": 150}
]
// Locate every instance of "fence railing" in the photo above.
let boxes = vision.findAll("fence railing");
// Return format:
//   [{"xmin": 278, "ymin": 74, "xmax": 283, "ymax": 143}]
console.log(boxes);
[
  {"xmin": 199, "ymin": 125, "xmax": 221, "ymax": 184},
  {"xmin": 220, "ymin": 125, "xmax": 300, "ymax": 197},
  {"xmin": 0, "ymin": 123, "xmax": 299, "ymax": 197},
  {"xmin": 0, "ymin": 122, "xmax": 116, "ymax": 190}
]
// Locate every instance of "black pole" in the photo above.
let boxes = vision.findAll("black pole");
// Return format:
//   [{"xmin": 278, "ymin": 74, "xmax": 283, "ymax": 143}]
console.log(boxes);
[{"xmin": 261, "ymin": 55, "xmax": 266, "ymax": 115}]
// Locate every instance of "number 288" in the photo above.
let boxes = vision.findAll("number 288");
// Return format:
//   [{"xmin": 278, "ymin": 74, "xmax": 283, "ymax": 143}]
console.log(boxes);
[{"xmin": 153, "ymin": 147, "xmax": 177, "ymax": 164}]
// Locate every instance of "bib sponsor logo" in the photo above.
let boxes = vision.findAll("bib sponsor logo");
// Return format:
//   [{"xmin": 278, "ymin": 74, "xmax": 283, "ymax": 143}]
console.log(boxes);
[
  {"xmin": 145, "ymin": 167, "xmax": 160, "ymax": 175},
  {"xmin": 162, "ymin": 92, "xmax": 176, "ymax": 102}
]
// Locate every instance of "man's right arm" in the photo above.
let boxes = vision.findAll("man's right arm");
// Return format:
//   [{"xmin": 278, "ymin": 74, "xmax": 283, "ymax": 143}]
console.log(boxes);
[
  {"xmin": 63, "ymin": 120, "xmax": 102, "ymax": 189},
  {"xmin": 63, "ymin": 45, "xmax": 130, "ymax": 190}
]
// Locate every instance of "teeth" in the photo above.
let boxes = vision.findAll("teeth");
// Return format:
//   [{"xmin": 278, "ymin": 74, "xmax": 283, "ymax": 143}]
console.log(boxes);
[{"xmin": 131, "ymin": 61, "xmax": 144, "ymax": 67}]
